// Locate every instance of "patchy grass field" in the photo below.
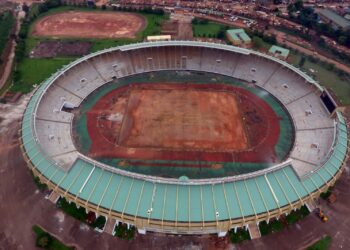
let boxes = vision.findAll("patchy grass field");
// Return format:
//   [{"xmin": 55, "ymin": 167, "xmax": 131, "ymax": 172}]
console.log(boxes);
[
  {"xmin": 32, "ymin": 225, "xmax": 73, "ymax": 250},
  {"xmin": 303, "ymin": 60, "xmax": 350, "ymax": 105},
  {"xmin": 307, "ymin": 236, "xmax": 332, "ymax": 250},
  {"xmin": 11, "ymin": 58, "xmax": 73, "ymax": 93},
  {"xmin": 0, "ymin": 11, "xmax": 15, "ymax": 56},
  {"xmin": 289, "ymin": 52, "xmax": 350, "ymax": 105},
  {"xmin": 192, "ymin": 21, "xmax": 228, "ymax": 37}
]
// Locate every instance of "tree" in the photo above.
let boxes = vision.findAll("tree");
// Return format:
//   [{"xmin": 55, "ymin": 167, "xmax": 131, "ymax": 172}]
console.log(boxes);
[
  {"xmin": 298, "ymin": 56, "xmax": 306, "ymax": 67},
  {"xmin": 22, "ymin": 3, "xmax": 29, "ymax": 13},
  {"xmin": 338, "ymin": 36, "xmax": 347, "ymax": 45},
  {"xmin": 252, "ymin": 36, "xmax": 264, "ymax": 49}
]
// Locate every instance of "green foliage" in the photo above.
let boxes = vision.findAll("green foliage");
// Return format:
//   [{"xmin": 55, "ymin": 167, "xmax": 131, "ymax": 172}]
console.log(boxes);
[
  {"xmin": 252, "ymin": 36, "xmax": 265, "ymax": 49},
  {"xmin": 287, "ymin": 1, "xmax": 350, "ymax": 46},
  {"xmin": 259, "ymin": 219, "xmax": 284, "ymax": 236},
  {"xmin": 307, "ymin": 236, "xmax": 332, "ymax": 250},
  {"xmin": 192, "ymin": 21, "xmax": 230, "ymax": 38},
  {"xmin": 0, "ymin": 11, "xmax": 15, "ymax": 57},
  {"xmin": 37, "ymin": 233, "xmax": 53, "ymax": 248},
  {"xmin": 192, "ymin": 18, "xmax": 208, "ymax": 25},
  {"xmin": 56, "ymin": 197, "xmax": 87, "ymax": 221},
  {"xmin": 32, "ymin": 225, "xmax": 73, "ymax": 250},
  {"xmin": 298, "ymin": 56, "xmax": 306, "ymax": 67},
  {"xmin": 114, "ymin": 224, "xmax": 136, "ymax": 240},
  {"xmin": 285, "ymin": 205, "xmax": 310, "ymax": 225},
  {"xmin": 11, "ymin": 58, "xmax": 73, "ymax": 93},
  {"xmin": 320, "ymin": 188, "xmax": 332, "ymax": 200},
  {"xmin": 91, "ymin": 216, "xmax": 106, "ymax": 229},
  {"xmin": 228, "ymin": 228, "xmax": 250, "ymax": 243}
]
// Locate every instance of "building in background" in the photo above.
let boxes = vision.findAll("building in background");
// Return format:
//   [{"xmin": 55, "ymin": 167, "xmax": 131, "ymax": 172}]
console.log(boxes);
[
  {"xmin": 226, "ymin": 29, "xmax": 251, "ymax": 47},
  {"xmin": 269, "ymin": 45, "xmax": 290, "ymax": 60},
  {"xmin": 318, "ymin": 9, "xmax": 350, "ymax": 31}
]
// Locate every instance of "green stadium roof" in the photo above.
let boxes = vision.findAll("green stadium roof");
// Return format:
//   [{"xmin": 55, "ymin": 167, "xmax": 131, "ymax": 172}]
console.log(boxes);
[
  {"xmin": 226, "ymin": 29, "xmax": 251, "ymax": 43},
  {"xmin": 20, "ymin": 41, "xmax": 348, "ymax": 232},
  {"xmin": 269, "ymin": 45, "xmax": 290, "ymax": 58}
]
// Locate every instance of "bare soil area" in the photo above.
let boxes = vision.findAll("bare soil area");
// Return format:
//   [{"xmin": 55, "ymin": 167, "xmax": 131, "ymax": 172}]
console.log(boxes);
[
  {"xmin": 30, "ymin": 40, "xmax": 91, "ymax": 58},
  {"xmin": 31, "ymin": 11, "xmax": 146, "ymax": 39},
  {"xmin": 119, "ymin": 88, "xmax": 248, "ymax": 151},
  {"xmin": 86, "ymin": 83, "xmax": 280, "ymax": 163}
]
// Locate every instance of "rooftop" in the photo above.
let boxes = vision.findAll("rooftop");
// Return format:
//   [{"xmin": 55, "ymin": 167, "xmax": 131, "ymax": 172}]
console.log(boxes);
[
  {"xmin": 269, "ymin": 45, "xmax": 290, "ymax": 59},
  {"xmin": 319, "ymin": 9, "xmax": 350, "ymax": 29},
  {"xmin": 226, "ymin": 29, "xmax": 251, "ymax": 43}
]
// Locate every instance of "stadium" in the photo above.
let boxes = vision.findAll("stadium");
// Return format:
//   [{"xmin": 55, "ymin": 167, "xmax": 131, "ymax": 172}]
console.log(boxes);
[{"xmin": 20, "ymin": 41, "xmax": 348, "ymax": 236}]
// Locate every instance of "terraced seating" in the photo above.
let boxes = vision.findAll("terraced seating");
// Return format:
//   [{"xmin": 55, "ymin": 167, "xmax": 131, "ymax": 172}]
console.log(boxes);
[{"xmin": 20, "ymin": 41, "xmax": 348, "ymax": 235}]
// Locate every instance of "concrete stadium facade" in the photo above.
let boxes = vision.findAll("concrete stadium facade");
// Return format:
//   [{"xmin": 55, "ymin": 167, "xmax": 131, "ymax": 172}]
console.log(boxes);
[{"xmin": 20, "ymin": 41, "xmax": 349, "ymax": 236}]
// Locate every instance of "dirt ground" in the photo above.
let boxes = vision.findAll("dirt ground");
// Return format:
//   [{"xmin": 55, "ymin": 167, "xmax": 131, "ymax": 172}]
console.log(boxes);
[
  {"xmin": 119, "ymin": 88, "xmax": 247, "ymax": 151},
  {"xmin": 162, "ymin": 13, "xmax": 193, "ymax": 40},
  {"xmin": 86, "ymin": 83, "xmax": 281, "ymax": 164},
  {"xmin": 30, "ymin": 41, "xmax": 91, "ymax": 58},
  {"xmin": 31, "ymin": 11, "xmax": 146, "ymax": 39}
]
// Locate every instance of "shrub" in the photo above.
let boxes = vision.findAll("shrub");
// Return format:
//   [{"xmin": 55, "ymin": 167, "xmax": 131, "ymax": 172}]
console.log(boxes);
[{"xmin": 114, "ymin": 224, "xmax": 136, "ymax": 240}]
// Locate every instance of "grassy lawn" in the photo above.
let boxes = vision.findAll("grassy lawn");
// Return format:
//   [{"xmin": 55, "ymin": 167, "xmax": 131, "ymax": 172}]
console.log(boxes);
[
  {"xmin": 192, "ymin": 21, "xmax": 228, "ymax": 38},
  {"xmin": 303, "ymin": 60, "xmax": 350, "ymax": 105},
  {"xmin": 32, "ymin": 225, "xmax": 73, "ymax": 250},
  {"xmin": 11, "ymin": 57, "xmax": 73, "ymax": 93},
  {"xmin": 251, "ymin": 36, "xmax": 272, "ymax": 51},
  {"xmin": 307, "ymin": 236, "xmax": 332, "ymax": 250},
  {"xmin": 289, "ymin": 51, "xmax": 350, "ymax": 105}
]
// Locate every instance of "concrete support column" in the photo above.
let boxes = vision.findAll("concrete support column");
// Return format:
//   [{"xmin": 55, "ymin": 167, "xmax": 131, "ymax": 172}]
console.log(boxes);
[{"xmin": 217, "ymin": 231, "xmax": 227, "ymax": 237}]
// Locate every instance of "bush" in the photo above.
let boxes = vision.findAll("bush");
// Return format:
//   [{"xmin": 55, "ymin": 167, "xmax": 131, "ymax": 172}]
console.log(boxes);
[
  {"xmin": 286, "ymin": 205, "xmax": 310, "ymax": 225},
  {"xmin": 57, "ymin": 197, "xmax": 87, "ymax": 221},
  {"xmin": 259, "ymin": 219, "xmax": 284, "ymax": 236},
  {"xmin": 36, "ymin": 232, "xmax": 53, "ymax": 248},
  {"xmin": 252, "ymin": 36, "xmax": 264, "ymax": 49},
  {"xmin": 91, "ymin": 216, "xmax": 106, "ymax": 229},
  {"xmin": 228, "ymin": 228, "xmax": 250, "ymax": 243},
  {"xmin": 31, "ymin": 171, "xmax": 48, "ymax": 191},
  {"xmin": 32, "ymin": 225, "xmax": 73, "ymax": 250},
  {"xmin": 114, "ymin": 224, "xmax": 136, "ymax": 240}
]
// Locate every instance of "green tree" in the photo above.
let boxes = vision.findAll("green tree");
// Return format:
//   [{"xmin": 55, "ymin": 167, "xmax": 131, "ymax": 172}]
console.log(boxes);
[{"xmin": 252, "ymin": 36, "xmax": 264, "ymax": 49}]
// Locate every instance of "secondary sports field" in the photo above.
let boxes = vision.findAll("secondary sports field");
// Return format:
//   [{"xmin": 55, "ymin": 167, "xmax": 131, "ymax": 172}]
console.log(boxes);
[{"xmin": 31, "ymin": 11, "xmax": 146, "ymax": 39}]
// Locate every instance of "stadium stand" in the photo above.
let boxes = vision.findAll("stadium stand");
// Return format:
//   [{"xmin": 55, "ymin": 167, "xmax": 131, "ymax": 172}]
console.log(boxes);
[{"xmin": 20, "ymin": 41, "xmax": 348, "ymax": 235}]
